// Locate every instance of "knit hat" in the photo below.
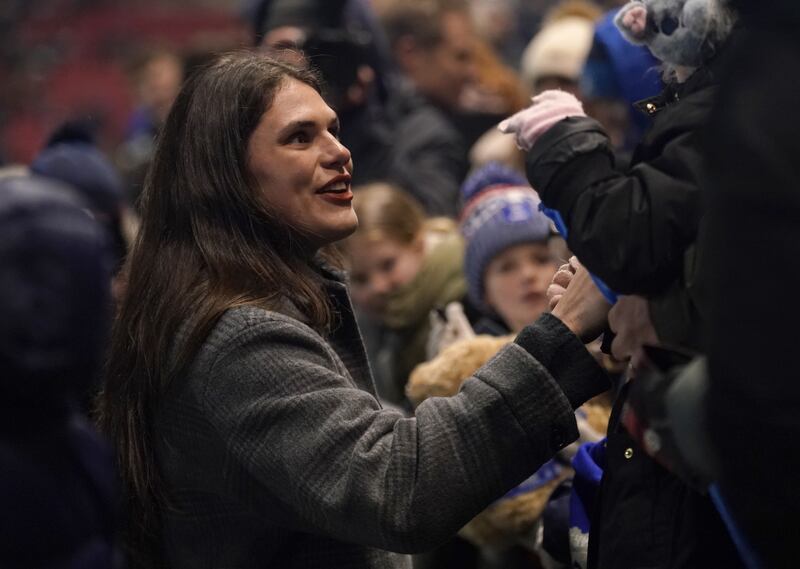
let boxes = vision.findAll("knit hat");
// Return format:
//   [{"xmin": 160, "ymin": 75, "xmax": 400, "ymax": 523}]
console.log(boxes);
[
  {"xmin": 460, "ymin": 163, "xmax": 552, "ymax": 310},
  {"xmin": 613, "ymin": 0, "xmax": 737, "ymax": 69},
  {"xmin": 521, "ymin": 2, "xmax": 601, "ymax": 89}
]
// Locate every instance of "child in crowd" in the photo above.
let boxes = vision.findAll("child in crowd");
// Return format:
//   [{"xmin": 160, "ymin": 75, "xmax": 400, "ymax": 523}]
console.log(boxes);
[
  {"xmin": 459, "ymin": 162, "xmax": 558, "ymax": 335},
  {"xmin": 407, "ymin": 163, "xmax": 610, "ymax": 569},
  {"xmin": 344, "ymin": 182, "xmax": 466, "ymax": 405}
]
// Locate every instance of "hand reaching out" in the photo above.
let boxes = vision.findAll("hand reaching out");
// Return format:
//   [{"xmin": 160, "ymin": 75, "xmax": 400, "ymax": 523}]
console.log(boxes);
[
  {"xmin": 551, "ymin": 259, "xmax": 611, "ymax": 343},
  {"xmin": 498, "ymin": 90, "xmax": 586, "ymax": 151},
  {"xmin": 547, "ymin": 256, "xmax": 579, "ymax": 311}
]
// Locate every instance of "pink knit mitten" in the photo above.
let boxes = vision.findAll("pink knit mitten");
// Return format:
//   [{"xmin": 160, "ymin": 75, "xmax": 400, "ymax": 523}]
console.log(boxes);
[{"xmin": 498, "ymin": 90, "xmax": 586, "ymax": 151}]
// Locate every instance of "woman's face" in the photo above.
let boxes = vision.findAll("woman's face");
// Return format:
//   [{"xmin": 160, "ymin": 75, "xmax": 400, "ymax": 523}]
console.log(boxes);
[
  {"xmin": 247, "ymin": 78, "xmax": 357, "ymax": 248},
  {"xmin": 483, "ymin": 242, "xmax": 557, "ymax": 333},
  {"xmin": 347, "ymin": 235, "xmax": 425, "ymax": 317}
]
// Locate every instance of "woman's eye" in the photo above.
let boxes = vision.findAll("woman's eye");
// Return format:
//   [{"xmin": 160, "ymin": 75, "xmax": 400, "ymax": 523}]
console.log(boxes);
[{"xmin": 288, "ymin": 131, "xmax": 311, "ymax": 144}]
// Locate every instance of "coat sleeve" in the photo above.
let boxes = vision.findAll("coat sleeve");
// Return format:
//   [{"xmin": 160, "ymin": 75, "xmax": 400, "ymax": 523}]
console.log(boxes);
[
  {"xmin": 200, "ymin": 312, "xmax": 607, "ymax": 554},
  {"xmin": 648, "ymin": 237, "xmax": 709, "ymax": 351},
  {"xmin": 525, "ymin": 116, "xmax": 704, "ymax": 295}
]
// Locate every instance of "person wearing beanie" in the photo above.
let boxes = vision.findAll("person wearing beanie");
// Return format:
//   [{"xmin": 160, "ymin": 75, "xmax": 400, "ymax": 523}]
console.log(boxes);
[
  {"xmin": 520, "ymin": 1, "xmax": 602, "ymax": 96},
  {"xmin": 408, "ymin": 163, "xmax": 611, "ymax": 569},
  {"xmin": 0, "ymin": 174, "xmax": 118, "ymax": 568},
  {"xmin": 459, "ymin": 162, "xmax": 558, "ymax": 335}
]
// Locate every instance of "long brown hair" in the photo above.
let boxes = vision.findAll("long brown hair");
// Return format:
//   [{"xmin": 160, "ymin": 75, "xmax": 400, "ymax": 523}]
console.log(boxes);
[{"xmin": 96, "ymin": 52, "xmax": 333, "ymax": 564}]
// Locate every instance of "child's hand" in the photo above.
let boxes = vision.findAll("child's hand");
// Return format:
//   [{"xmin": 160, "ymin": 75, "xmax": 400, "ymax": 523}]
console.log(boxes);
[{"xmin": 498, "ymin": 90, "xmax": 586, "ymax": 151}]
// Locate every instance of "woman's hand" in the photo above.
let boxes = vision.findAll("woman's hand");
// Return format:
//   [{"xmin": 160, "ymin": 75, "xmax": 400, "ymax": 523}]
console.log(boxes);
[
  {"xmin": 547, "ymin": 256, "xmax": 579, "ymax": 311},
  {"xmin": 551, "ymin": 262, "xmax": 611, "ymax": 343},
  {"xmin": 498, "ymin": 90, "xmax": 586, "ymax": 151}
]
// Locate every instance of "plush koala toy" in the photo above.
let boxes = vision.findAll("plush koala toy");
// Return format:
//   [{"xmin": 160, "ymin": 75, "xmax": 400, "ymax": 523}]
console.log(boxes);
[{"xmin": 614, "ymin": 0, "xmax": 735, "ymax": 68}]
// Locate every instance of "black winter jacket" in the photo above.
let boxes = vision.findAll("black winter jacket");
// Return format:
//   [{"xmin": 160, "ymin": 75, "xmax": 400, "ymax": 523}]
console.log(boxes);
[
  {"xmin": 524, "ymin": 68, "xmax": 717, "ymax": 296},
  {"xmin": 527, "ymin": 65, "xmax": 748, "ymax": 568},
  {"xmin": 588, "ymin": 383, "xmax": 744, "ymax": 569}
]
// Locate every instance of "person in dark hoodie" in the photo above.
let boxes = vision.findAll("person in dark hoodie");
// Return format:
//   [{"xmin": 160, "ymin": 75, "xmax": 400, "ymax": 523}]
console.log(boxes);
[
  {"xmin": 0, "ymin": 174, "xmax": 118, "ymax": 568},
  {"xmin": 499, "ymin": 0, "xmax": 749, "ymax": 567}
]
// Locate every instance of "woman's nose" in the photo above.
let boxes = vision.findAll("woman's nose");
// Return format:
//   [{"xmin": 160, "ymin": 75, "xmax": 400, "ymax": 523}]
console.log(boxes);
[{"xmin": 324, "ymin": 134, "xmax": 352, "ymax": 168}]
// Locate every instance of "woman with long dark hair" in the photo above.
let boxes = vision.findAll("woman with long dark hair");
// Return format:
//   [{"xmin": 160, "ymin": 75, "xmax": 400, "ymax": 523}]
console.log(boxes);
[{"xmin": 97, "ymin": 51, "xmax": 611, "ymax": 568}]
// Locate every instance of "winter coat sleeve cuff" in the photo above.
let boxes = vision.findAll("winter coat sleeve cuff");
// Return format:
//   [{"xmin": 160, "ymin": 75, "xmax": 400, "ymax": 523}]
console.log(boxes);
[
  {"xmin": 525, "ymin": 116, "xmax": 614, "ymax": 206},
  {"xmin": 514, "ymin": 312, "xmax": 610, "ymax": 408}
]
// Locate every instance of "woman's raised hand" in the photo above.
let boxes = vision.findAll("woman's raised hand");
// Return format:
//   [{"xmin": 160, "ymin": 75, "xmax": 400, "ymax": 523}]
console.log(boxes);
[{"xmin": 550, "ymin": 258, "xmax": 611, "ymax": 343}]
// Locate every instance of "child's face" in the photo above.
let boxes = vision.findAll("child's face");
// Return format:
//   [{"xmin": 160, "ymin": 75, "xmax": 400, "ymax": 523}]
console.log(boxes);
[
  {"xmin": 483, "ymin": 242, "xmax": 558, "ymax": 333},
  {"xmin": 348, "ymin": 235, "xmax": 425, "ymax": 318}
]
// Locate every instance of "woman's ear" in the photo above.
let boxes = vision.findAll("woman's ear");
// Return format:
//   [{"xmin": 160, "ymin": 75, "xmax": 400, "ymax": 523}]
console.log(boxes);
[{"xmin": 615, "ymin": 1, "xmax": 650, "ymax": 44}]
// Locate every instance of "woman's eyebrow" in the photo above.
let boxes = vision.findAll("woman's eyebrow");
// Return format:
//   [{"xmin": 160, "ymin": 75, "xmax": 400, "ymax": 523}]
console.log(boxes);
[
  {"xmin": 277, "ymin": 115, "xmax": 339, "ymax": 138},
  {"xmin": 277, "ymin": 120, "xmax": 316, "ymax": 138}
]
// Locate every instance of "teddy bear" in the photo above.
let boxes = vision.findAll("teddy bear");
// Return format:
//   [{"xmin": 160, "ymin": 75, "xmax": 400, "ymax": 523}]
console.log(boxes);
[{"xmin": 407, "ymin": 335, "xmax": 611, "ymax": 551}]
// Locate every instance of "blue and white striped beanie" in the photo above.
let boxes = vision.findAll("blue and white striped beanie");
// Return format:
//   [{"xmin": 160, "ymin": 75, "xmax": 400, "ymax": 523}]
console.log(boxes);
[{"xmin": 459, "ymin": 162, "xmax": 552, "ymax": 310}]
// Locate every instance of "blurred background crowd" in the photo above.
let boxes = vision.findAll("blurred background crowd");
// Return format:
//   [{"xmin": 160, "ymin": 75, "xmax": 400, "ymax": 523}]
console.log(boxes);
[{"xmin": 0, "ymin": 0, "xmax": 642, "ymax": 178}]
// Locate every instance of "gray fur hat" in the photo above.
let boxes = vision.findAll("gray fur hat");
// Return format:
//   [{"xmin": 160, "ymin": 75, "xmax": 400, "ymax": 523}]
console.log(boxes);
[{"xmin": 614, "ymin": 0, "xmax": 736, "ymax": 68}]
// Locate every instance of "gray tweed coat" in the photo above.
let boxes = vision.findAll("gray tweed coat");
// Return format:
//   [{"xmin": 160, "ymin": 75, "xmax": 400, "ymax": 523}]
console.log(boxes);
[{"xmin": 154, "ymin": 268, "xmax": 607, "ymax": 568}]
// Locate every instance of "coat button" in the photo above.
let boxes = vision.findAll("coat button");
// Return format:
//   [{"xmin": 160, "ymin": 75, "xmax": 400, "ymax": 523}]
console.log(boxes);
[{"xmin": 624, "ymin": 447, "xmax": 634, "ymax": 459}]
